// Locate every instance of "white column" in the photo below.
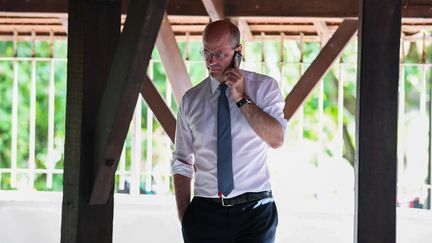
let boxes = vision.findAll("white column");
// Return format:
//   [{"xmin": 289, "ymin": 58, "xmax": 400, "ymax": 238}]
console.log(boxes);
[
  {"xmin": 11, "ymin": 31, "xmax": 19, "ymax": 188},
  {"xmin": 29, "ymin": 32, "xmax": 37, "ymax": 188}
]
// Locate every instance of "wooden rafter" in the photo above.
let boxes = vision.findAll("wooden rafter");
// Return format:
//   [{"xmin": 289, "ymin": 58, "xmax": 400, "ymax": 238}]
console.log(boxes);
[
  {"xmin": 313, "ymin": 21, "xmax": 331, "ymax": 45},
  {"xmin": 1, "ymin": 0, "xmax": 431, "ymax": 18},
  {"xmin": 201, "ymin": 0, "xmax": 224, "ymax": 21},
  {"xmin": 155, "ymin": 13, "xmax": 193, "ymax": 104},
  {"xmin": 0, "ymin": 14, "xmax": 430, "ymax": 42},
  {"xmin": 283, "ymin": 19, "xmax": 358, "ymax": 121},
  {"xmin": 60, "ymin": 16, "xmax": 68, "ymax": 34},
  {"xmin": 89, "ymin": 0, "xmax": 168, "ymax": 205},
  {"xmin": 235, "ymin": 18, "xmax": 253, "ymax": 42}
]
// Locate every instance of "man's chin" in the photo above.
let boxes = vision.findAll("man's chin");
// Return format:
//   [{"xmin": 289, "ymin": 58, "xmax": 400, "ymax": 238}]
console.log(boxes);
[
  {"xmin": 210, "ymin": 71, "xmax": 223, "ymax": 80},
  {"xmin": 210, "ymin": 69, "xmax": 221, "ymax": 75}
]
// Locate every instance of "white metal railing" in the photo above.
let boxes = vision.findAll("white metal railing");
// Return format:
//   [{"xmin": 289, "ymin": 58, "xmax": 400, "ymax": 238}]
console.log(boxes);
[
  {"xmin": 0, "ymin": 32, "xmax": 431, "ymax": 210},
  {"xmin": 0, "ymin": 31, "xmax": 66, "ymax": 191}
]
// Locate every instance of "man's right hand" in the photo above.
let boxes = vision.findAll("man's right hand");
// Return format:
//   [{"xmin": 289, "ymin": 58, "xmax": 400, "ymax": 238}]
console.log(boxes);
[
  {"xmin": 173, "ymin": 174, "xmax": 192, "ymax": 223},
  {"xmin": 178, "ymin": 203, "xmax": 189, "ymax": 222}
]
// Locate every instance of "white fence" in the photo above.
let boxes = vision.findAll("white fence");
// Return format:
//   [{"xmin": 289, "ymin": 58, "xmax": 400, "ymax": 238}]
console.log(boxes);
[{"xmin": 0, "ymin": 32, "xmax": 431, "ymax": 210}]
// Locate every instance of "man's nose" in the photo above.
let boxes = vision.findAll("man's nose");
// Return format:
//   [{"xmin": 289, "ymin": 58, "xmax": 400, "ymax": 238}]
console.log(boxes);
[{"xmin": 207, "ymin": 55, "xmax": 217, "ymax": 65}]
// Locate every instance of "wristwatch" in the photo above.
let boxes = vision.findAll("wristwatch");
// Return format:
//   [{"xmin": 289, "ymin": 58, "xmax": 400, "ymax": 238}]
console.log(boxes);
[{"xmin": 236, "ymin": 96, "xmax": 253, "ymax": 108}]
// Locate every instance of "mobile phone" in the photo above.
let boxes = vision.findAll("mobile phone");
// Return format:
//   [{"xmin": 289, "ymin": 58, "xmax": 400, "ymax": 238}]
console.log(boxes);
[{"xmin": 232, "ymin": 51, "xmax": 242, "ymax": 68}]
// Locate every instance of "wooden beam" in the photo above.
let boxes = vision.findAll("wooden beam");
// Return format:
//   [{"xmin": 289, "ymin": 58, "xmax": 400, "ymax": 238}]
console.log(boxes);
[
  {"xmin": 0, "ymin": 17, "xmax": 63, "ymax": 24},
  {"xmin": 3, "ymin": 18, "xmax": 430, "ymax": 43},
  {"xmin": 283, "ymin": 19, "xmax": 358, "ymax": 121},
  {"xmin": 89, "ymin": 0, "xmax": 168, "ymax": 205},
  {"xmin": 236, "ymin": 18, "xmax": 253, "ymax": 42},
  {"xmin": 1, "ymin": 0, "xmax": 431, "ymax": 18},
  {"xmin": 141, "ymin": 76, "xmax": 176, "ymax": 143},
  {"xmin": 313, "ymin": 21, "xmax": 331, "ymax": 45},
  {"xmin": 355, "ymin": 0, "xmax": 400, "ymax": 241},
  {"xmin": 0, "ymin": 0, "xmax": 69, "ymax": 13},
  {"xmin": 156, "ymin": 13, "xmax": 193, "ymax": 104},
  {"xmin": 248, "ymin": 24, "xmax": 318, "ymax": 33},
  {"xmin": 61, "ymin": 0, "xmax": 120, "ymax": 242},
  {"xmin": 60, "ymin": 16, "xmax": 68, "ymax": 34},
  {"xmin": 201, "ymin": 0, "xmax": 224, "ymax": 21}
]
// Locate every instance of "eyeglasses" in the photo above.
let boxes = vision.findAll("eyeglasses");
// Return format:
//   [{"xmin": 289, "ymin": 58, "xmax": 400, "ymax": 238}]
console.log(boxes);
[{"xmin": 200, "ymin": 49, "xmax": 233, "ymax": 60}]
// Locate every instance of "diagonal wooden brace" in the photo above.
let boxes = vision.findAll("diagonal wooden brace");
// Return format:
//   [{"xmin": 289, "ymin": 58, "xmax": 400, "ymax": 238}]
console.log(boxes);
[
  {"xmin": 156, "ymin": 13, "xmax": 193, "ymax": 104},
  {"xmin": 284, "ymin": 19, "xmax": 358, "ymax": 122},
  {"xmin": 90, "ymin": 0, "xmax": 168, "ymax": 205},
  {"xmin": 141, "ymin": 75, "xmax": 176, "ymax": 143}
]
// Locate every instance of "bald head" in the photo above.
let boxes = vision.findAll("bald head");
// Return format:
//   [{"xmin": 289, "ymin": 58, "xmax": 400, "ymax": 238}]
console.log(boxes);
[{"xmin": 203, "ymin": 20, "xmax": 240, "ymax": 48}]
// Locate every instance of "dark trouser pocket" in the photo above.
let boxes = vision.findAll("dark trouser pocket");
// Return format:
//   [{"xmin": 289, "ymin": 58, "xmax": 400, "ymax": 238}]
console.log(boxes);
[{"xmin": 181, "ymin": 198, "xmax": 194, "ymax": 226}]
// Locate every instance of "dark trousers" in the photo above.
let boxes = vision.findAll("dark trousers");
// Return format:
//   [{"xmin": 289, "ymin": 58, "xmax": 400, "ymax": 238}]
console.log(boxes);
[{"xmin": 181, "ymin": 196, "xmax": 278, "ymax": 243}]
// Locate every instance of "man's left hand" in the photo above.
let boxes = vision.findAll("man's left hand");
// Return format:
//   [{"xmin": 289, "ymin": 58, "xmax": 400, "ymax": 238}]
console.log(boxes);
[{"xmin": 224, "ymin": 56, "xmax": 245, "ymax": 102}]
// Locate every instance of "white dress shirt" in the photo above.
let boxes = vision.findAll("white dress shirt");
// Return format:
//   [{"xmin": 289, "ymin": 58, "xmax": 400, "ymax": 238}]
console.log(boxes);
[{"xmin": 172, "ymin": 70, "xmax": 287, "ymax": 198}]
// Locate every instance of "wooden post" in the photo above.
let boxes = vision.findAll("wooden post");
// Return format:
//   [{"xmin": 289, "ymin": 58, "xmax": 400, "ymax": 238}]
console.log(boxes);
[
  {"xmin": 355, "ymin": 0, "xmax": 401, "ymax": 242},
  {"xmin": 61, "ymin": 0, "xmax": 120, "ymax": 242},
  {"xmin": 89, "ymin": 0, "xmax": 168, "ymax": 205}
]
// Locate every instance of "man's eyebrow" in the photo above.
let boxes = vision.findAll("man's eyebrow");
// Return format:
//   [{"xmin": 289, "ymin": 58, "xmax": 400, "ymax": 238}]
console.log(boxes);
[{"xmin": 203, "ymin": 49, "xmax": 230, "ymax": 52}]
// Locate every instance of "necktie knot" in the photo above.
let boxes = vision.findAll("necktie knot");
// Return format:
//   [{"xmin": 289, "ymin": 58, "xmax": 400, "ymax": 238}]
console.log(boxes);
[{"xmin": 219, "ymin": 83, "xmax": 228, "ymax": 93}]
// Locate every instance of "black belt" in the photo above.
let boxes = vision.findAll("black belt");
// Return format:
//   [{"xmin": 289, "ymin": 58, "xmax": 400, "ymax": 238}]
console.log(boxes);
[{"xmin": 196, "ymin": 191, "xmax": 272, "ymax": 207}]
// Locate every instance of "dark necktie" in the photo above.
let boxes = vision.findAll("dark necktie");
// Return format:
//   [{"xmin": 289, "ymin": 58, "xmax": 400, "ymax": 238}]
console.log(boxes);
[{"xmin": 217, "ymin": 83, "xmax": 234, "ymax": 196}]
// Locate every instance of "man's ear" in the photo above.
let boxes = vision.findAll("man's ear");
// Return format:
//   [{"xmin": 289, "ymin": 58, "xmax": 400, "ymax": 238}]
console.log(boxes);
[{"xmin": 236, "ymin": 44, "xmax": 243, "ymax": 54}]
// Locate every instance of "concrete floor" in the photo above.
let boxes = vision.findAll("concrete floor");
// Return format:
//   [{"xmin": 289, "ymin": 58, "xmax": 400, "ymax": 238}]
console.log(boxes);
[{"xmin": 1, "ymin": 192, "xmax": 431, "ymax": 243}]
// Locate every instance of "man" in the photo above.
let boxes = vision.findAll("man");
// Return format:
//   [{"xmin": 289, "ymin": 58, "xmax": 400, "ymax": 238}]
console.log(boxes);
[{"xmin": 172, "ymin": 20, "xmax": 287, "ymax": 243}]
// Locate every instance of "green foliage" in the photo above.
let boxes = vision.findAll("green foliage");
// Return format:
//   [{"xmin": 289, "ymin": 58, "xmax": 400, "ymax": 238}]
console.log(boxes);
[
  {"xmin": 0, "ymin": 62, "xmax": 13, "ymax": 169},
  {"xmin": 0, "ymin": 41, "xmax": 14, "ymax": 56},
  {"xmin": 0, "ymin": 40, "xmax": 67, "ymax": 190}
]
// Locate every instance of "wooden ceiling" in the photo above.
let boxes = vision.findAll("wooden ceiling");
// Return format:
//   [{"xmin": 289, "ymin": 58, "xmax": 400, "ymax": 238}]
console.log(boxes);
[
  {"xmin": 0, "ymin": 0, "xmax": 431, "ymax": 42},
  {"xmin": 0, "ymin": 14, "xmax": 431, "ymax": 42},
  {"xmin": 1, "ymin": 0, "xmax": 432, "ymax": 18}
]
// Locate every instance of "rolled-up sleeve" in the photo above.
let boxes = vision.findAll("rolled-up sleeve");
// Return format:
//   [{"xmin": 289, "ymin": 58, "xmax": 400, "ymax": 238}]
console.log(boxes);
[
  {"xmin": 258, "ymin": 78, "xmax": 288, "ymax": 132},
  {"xmin": 171, "ymin": 96, "xmax": 195, "ymax": 178}
]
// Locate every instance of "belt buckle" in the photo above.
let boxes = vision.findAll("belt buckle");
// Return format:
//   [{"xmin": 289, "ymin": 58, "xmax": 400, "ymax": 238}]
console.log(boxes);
[{"xmin": 221, "ymin": 197, "xmax": 234, "ymax": 207}]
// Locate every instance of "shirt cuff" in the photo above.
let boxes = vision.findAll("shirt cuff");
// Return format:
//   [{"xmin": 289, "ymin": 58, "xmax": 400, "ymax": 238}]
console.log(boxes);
[
  {"xmin": 275, "ymin": 116, "xmax": 288, "ymax": 131},
  {"xmin": 171, "ymin": 159, "xmax": 194, "ymax": 179}
]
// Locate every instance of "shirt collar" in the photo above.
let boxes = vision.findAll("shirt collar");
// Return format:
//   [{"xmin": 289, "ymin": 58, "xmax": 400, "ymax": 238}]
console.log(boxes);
[
  {"xmin": 209, "ymin": 69, "xmax": 245, "ymax": 95},
  {"xmin": 210, "ymin": 76, "xmax": 223, "ymax": 95}
]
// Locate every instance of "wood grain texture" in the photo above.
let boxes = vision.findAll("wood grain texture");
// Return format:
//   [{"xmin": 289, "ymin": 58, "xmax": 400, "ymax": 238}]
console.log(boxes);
[
  {"xmin": 1, "ymin": 0, "xmax": 431, "ymax": 18},
  {"xmin": 141, "ymin": 76, "xmax": 176, "ymax": 143},
  {"xmin": 354, "ymin": 0, "xmax": 400, "ymax": 241},
  {"xmin": 89, "ymin": 0, "xmax": 168, "ymax": 205},
  {"xmin": 156, "ymin": 13, "xmax": 193, "ymax": 104},
  {"xmin": 61, "ymin": 0, "xmax": 120, "ymax": 242}
]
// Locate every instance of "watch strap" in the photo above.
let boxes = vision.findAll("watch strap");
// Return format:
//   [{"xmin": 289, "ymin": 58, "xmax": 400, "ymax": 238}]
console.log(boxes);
[{"xmin": 236, "ymin": 97, "xmax": 252, "ymax": 108}]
